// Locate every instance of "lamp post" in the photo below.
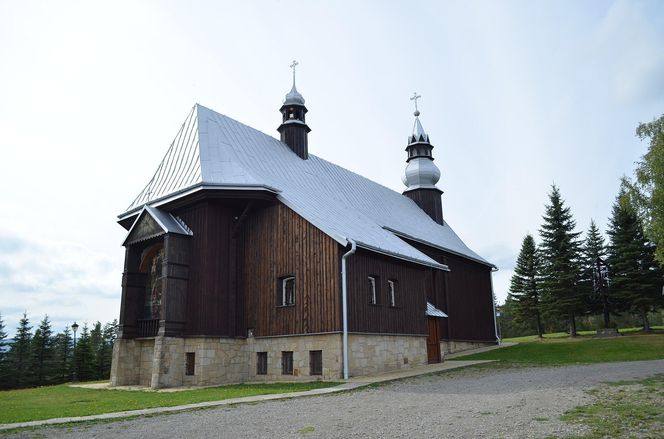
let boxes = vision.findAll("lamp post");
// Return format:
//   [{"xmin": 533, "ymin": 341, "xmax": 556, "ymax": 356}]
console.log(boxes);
[{"xmin": 71, "ymin": 322, "xmax": 79, "ymax": 382}]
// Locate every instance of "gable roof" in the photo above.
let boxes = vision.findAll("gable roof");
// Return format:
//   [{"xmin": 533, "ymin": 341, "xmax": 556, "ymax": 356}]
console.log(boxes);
[
  {"xmin": 123, "ymin": 205, "xmax": 192, "ymax": 246},
  {"xmin": 120, "ymin": 104, "xmax": 492, "ymax": 269}
]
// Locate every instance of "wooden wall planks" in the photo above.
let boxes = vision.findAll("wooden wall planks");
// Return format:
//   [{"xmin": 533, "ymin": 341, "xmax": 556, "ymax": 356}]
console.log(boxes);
[
  {"xmin": 346, "ymin": 249, "xmax": 429, "ymax": 335},
  {"xmin": 242, "ymin": 203, "xmax": 340, "ymax": 337}
]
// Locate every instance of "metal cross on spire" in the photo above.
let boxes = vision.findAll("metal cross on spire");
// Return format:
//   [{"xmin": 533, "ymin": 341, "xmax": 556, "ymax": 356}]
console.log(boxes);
[
  {"xmin": 410, "ymin": 92, "xmax": 422, "ymax": 116},
  {"xmin": 290, "ymin": 60, "xmax": 299, "ymax": 84}
]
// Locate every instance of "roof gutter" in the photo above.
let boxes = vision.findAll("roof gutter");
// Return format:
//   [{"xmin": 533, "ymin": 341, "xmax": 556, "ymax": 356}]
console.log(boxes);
[
  {"xmin": 341, "ymin": 238, "xmax": 357, "ymax": 380},
  {"xmin": 490, "ymin": 267, "xmax": 501, "ymax": 344}
]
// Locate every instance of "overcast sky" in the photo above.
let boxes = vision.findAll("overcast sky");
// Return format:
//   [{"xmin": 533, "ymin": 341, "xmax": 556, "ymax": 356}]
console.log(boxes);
[{"xmin": 1, "ymin": 1, "xmax": 663, "ymax": 335}]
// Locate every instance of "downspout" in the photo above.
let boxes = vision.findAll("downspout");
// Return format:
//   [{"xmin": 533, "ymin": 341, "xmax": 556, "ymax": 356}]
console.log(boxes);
[
  {"xmin": 341, "ymin": 239, "xmax": 357, "ymax": 380},
  {"xmin": 490, "ymin": 267, "xmax": 501, "ymax": 344}
]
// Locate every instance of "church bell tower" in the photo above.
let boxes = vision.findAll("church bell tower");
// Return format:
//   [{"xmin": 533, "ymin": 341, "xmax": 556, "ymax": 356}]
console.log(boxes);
[
  {"xmin": 402, "ymin": 93, "xmax": 444, "ymax": 225},
  {"xmin": 277, "ymin": 60, "xmax": 311, "ymax": 159}
]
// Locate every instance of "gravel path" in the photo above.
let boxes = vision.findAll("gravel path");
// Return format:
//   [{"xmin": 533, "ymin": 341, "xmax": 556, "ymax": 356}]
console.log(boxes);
[{"xmin": 11, "ymin": 360, "xmax": 664, "ymax": 439}]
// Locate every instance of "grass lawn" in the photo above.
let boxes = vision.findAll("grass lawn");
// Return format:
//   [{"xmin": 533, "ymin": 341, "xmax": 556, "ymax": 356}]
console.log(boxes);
[
  {"xmin": 0, "ymin": 381, "xmax": 340, "ymax": 424},
  {"xmin": 502, "ymin": 326, "xmax": 664, "ymax": 343},
  {"xmin": 451, "ymin": 331, "xmax": 664, "ymax": 365},
  {"xmin": 561, "ymin": 374, "xmax": 664, "ymax": 438}
]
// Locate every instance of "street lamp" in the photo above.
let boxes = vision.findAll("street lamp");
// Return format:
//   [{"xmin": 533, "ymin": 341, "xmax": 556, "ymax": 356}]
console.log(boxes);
[{"xmin": 71, "ymin": 322, "xmax": 79, "ymax": 382}]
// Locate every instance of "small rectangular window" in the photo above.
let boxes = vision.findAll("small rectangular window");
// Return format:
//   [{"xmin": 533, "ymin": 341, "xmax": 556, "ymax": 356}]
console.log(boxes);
[
  {"xmin": 368, "ymin": 276, "xmax": 379, "ymax": 305},
  {"xmin": 388, "ymin": 280, "xmax": 396, "ymax": 307},
  {"xmin": 185, "ymin": 352, "xmax": 195, "ymax": 376},
  {"xmin": 309, "ymin": 350, "xmax": 322, "ymax": 376},
  {"xmin": 282, "ymin": 351, "xmax": 293, "ymax": 375},
  {"xmin": 279, "ymin": 276, "xmax": 296, "ymax": 306},
  {"xmin": 256, "ymin": 352, "xmax": 267, "ymax": 375}
]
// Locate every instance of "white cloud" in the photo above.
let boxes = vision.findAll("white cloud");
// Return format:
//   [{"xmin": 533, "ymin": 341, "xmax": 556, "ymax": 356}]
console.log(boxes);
[{"xmin": 0, "ymin": 231, "xmax": 121, "ymax": 336}]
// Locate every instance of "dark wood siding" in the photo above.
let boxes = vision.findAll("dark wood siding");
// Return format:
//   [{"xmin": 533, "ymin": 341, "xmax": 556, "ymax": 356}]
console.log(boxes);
[
  {"xmin": 409, "ymin": 241, "xmax": 496, "ymax": 342},
  {"xmin": 174, "ymin": 201, "xmax": 245, "ymax": 337},
  {"xmin": 404, "ymin": 189, "xmax": 443, "ymax": 225},
  {"xmin": 346, "ymin": 249, "xmax": 429, "ymax": 335},
  {"xmin": 243, "ymin": 203, "xmax": 340, "ymax": 336}
]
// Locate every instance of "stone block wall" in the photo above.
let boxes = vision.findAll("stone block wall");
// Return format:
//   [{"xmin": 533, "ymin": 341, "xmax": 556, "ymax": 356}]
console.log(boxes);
[
  {"xmin": 348, "ymin": 334, "xmax": 427, "ymax": 376},
  {"xmin": 110, "ymin": 338, "xmax": 155, "ymax": 387},
  {"xmin": 182, "ymin": 338, "xmax": 249, "ymax": 387},
  {"xmin": 111, "ymin": 332, "xmax": 445, "ymax": 388},
  {"xmin": 247, "ymin": 334, "xmax": 342, "ymax": 381},
  {"xmin": 440, "ymin": 340, "xmax": 496, "ymax": 355}
]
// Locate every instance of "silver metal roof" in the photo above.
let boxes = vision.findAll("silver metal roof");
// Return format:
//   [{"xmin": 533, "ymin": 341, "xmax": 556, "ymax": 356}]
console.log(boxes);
[
  {"xmin": 411, "ymin": 117, "xmax": 430, "ymax": 143},
  {"xmin": 122, "ymin": 104, "xmax": 493, "ymax": 268},
  {"xmin": 426, "ymin": 302, "xmax": 448, "ymax": 318},
  {"xmin": 283, "ymin": 83, "xmax": 305, "ymax": 106}
]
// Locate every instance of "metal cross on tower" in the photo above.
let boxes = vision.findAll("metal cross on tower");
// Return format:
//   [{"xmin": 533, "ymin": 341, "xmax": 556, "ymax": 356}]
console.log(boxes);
[
  {"xmin": 410, "ymin": 92, "xmax": 422, "ymax": 112},
  {"xmin": 290, "ymin": 60, "xmax": 299, "ymax": 82}
]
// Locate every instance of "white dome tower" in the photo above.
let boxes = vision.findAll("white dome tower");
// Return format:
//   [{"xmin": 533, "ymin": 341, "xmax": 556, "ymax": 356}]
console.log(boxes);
[{"xmin": 402, "ymin": 93, "xmax": 444, "ymax": 224}]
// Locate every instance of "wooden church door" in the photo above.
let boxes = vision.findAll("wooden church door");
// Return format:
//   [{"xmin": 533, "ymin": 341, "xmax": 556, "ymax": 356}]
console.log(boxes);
[{"xmin": 427, "ymin": 317, "xmax": 441, "ymax": 363}]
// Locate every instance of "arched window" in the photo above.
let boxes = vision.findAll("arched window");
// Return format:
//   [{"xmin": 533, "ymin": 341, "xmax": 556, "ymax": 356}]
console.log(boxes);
[{"xmin": 140, "ymin": 243, "xmax": 164, "ymax": 320}]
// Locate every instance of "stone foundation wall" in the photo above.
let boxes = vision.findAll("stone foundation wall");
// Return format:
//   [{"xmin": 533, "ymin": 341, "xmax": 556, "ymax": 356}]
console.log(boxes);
[
  {"xmin": 110, "ymin": 339, "xmax": 155, "ymax": 387},
  {"xmin": 441, "ymin": 340, "xmax": 496, "ymax": 355},
  {"xmin": 247, "ymin": 334, "xmax": 342, "ymax": 381},
  {"xmin": 110, "ymin": 332, "xmax": 436, "ymax": 388},
  {"xmin": 348, "ymin": 334, "xmax": 427, "ymax": 376},
  {"xmin": 182, "ymin": 338, "xmax": 249, "ymax": 387}
]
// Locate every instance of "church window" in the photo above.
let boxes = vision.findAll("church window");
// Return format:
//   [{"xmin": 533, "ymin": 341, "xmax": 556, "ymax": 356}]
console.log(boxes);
[
  {"xmin": 309, "ymin": 350, "xmax": 322, "ymax": 376},
  {"xmin": 185, "ymin": 352, "xmax": 195, "ymax": 376},
  {"xmin": 256, "ymin": 352, "xmax": 267, "ymax": 375},
  {"xmin": 279, "ymin": 276, "xmax": 296, "ymax": 306},
  {"xmin": 368, "ymin": 276, "xmax": 379, "ymax": 305},
  {"xmin": 282, "ymin": 351, "xmax": 293, "ymax": 375},
  {"xmin": 142, "ymin": 244, "xmax": 164, "ymax": 320},
  {"xmin": 388, "ymin": 280, "xmax": 396, "ymax": 307}
]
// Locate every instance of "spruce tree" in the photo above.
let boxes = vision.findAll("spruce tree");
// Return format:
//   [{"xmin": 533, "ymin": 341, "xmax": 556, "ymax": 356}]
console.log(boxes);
[
  {"xmin": 53, "ymin": 328, "xmax": 73, "ymax": 383},
  {"xmin": 8, "ymin": 313, "xmax": 33, "ymax": 388},
  {"xmin": 30, "ymin": 315, "xmax": 54, "ymax": 386},
  {"xmin": 99, "ymin": 320, "xmax": 118, "ymax": 379},
  {"xmin": 607, "ymin": 186, "xmax": 663, "ymax": 331},
  {"xmin": 0, "ymin": 313, "xmax": 8, "ymax": 389},
  {"xmin": 509, "ymin": 234, "xmax": 543, "ymax": 337},
  {"xmin": 90, "ymin": 322, "xmax": 105, "ymax": 379},
  {"xmin": 539, "ymin": 185, "xmax": 584, "ymax": 336},
  {"xmin": 580, "ymin": 220, "xmax": 610, "ymax": 325},
  {"xmin": 74, "ymin": 324, "xmax": 94, "ymax": 381}
]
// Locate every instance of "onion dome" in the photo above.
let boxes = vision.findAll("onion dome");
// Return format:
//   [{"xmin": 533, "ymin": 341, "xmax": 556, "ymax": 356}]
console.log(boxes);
[
  {"xmin": 402, "ymin": 107, "xmax": 441, "ymax": 191},
  {"xmin": 284, "ymin": 82, "xmax": 305, "ymax": 106}
]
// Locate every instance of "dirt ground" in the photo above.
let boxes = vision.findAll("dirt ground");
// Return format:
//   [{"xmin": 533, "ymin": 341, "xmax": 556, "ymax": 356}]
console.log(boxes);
[{"xmin": 9, "ymin": 360, "xmax": 664, "ymax": 439}]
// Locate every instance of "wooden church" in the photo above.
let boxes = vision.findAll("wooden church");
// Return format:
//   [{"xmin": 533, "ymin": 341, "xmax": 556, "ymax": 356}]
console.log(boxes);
[{"xmin": 110, "ymin": 66, "xmax": 498, "ymax": 388}]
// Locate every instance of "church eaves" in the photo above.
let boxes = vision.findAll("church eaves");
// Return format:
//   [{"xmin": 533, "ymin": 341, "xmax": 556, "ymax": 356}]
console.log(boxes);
[{"xmin": 121, "ymin": 104, "xmax": 493, "ymax": 269}]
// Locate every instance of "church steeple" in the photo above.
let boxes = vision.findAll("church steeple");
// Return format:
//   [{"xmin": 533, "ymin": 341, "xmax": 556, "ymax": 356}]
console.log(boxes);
[
  {"xmin": 402, "ymin": 93, "xmax": 444, "ymax": 224},
  {"xmin": 277, "ymin": 60, "xmax": 311, "ymax": 159}
]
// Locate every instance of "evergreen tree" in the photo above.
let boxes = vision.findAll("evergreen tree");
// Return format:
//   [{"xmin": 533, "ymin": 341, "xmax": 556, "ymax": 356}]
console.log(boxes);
[
  {"xmin": 99, "ymin": 320, "xmax": 118, "ymax": 379},
  {"xmin": 89, "ymin": 322, "xmax": 103, "ymax": 379},
  {"xmin": 0, "ymin": 313, "xmax": 8, "ymax": 388},
  {"xmin": 539, "ymin": 185, "xmax": 584, "ymax": 336},
  {"xmin": 607, "ymin": 185, "xmax": 663, "ymax": 331},
  {"xmin": 30, "ymin": 315, "xmax": 54, "ymax": 386},
  {"xmin": 509, "ymin": 234, "xmax": 543, "ymax": 337},
  {"xmin": 580, "ymin": 220, "xmax": 611, "ymax": 325},
  {"xmin": 8, "ymin": 313, "xmax": 33, "ymax": 388},
  {"xmin": 53, "ymin": 328, "xmax": 73, "ymax": 383},
  {"xmin": 73, "ymin": 324, "xmax": 94, "ymax": 381}
]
